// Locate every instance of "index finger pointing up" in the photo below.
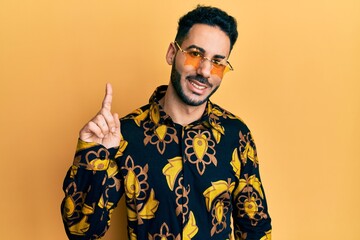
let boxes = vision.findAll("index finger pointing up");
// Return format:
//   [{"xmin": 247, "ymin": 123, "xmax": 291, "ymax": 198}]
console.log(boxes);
[{"xmin": 102, "ymin": 83, "xmax": 113, "ymax": 111}]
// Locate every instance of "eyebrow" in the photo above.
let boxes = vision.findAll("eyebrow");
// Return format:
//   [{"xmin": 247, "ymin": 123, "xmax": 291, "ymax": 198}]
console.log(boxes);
[{"xmin": 185, "ymin": 44, "xmax": 226, "ymax": 59}]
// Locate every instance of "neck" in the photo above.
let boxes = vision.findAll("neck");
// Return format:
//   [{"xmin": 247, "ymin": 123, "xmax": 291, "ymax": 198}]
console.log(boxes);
[{"xmin": 160, "ymin": 85, "xmax": 207, "ymax": 126}]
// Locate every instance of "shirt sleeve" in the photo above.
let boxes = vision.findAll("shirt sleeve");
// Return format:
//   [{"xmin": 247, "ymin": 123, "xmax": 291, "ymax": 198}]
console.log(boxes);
[
  {"xmin": 232, "ymin": 130, "xmax": 272, "ymax": 240},
  {"xmin": 61, "ymin": 139, "xmax": 126, "ymax": 240}
]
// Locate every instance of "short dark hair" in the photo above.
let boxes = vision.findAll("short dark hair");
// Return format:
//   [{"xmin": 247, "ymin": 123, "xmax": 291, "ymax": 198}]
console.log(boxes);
[{"xmin": 175, "ymin": 5, "xmax": 238, "ymax": 51}]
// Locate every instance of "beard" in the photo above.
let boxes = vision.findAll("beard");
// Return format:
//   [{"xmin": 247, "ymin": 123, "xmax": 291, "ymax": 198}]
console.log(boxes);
[{"xmin": 170, "ymin": 62, "xmax": 219, "ymax": 107}]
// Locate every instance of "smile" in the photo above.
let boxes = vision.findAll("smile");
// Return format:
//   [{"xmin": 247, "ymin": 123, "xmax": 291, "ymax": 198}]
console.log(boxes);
[{"xmin": 190, "ymin": 81, "xmax": 206, "ymax": 90}]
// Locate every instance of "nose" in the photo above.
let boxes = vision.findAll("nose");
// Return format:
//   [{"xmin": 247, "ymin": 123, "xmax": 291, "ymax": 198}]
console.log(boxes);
[{"xmin": 196, "ymin": 57, "xmax": 212, "ymax": 78}]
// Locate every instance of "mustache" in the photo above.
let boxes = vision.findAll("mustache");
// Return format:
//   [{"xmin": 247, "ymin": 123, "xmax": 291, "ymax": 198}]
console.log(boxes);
[{"xmin": 186, "ymin": 75, "xmax": 212, "ymax": 87}]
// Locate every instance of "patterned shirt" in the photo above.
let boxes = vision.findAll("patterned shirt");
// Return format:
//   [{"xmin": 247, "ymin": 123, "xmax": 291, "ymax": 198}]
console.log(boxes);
[{"xmin": 61, "ymin": 85, "xmax": 272, "ymax": 240}]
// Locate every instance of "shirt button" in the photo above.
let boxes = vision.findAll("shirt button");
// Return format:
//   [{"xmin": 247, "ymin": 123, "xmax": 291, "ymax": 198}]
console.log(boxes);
[{"xmin": 99, "ymin": 150, "xmax": 107, "ymax": 160}]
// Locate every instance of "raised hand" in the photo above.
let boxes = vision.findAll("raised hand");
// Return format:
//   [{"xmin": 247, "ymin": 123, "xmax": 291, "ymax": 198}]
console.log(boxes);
[{"xmin": 79, "ymin": 83, "xmax": 121, "ymax": 149}]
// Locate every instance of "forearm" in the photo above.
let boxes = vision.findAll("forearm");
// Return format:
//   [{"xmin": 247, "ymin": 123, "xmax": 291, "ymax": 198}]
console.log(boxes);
[
  {"xmin": 61, "ymin": 140, "xmax": 124, "ymax": 239},
  {"xmin": 232, "ymin": 174, "xmax": 272, "ymax": 240},
  {"xmin": 233, "ymin": 130, "xmax": 272, "ymax": 240}
]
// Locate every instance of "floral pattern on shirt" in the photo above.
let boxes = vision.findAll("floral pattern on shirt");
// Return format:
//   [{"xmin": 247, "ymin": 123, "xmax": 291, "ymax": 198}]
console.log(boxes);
[{"xmin": 61, "ymin": 85, "xmax": 272, "ymax": 240}]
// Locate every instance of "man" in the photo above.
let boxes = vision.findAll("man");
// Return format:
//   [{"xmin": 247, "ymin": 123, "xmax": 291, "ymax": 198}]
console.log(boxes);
[{"xmin": 61, "ymin": 5, "xmax": 272, "ymax": 240}]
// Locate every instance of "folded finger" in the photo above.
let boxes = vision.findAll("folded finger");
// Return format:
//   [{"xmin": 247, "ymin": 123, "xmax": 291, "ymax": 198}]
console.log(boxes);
[
  {"xmin": 100, "ymin": 108, "xmax": 116, "ymax": 133},
  {"xmin": 93, "ymin": 114, "xmax": 109, "ymax": 135},
  {"xmin": 87, "ymin": 121, "xmax": 104, "ymax": 139}
]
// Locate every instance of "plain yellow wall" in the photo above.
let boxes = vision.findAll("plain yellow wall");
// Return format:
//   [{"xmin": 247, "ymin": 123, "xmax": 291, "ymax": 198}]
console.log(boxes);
[{"xmin": 1, "ymin": 0, "xmax": 359, "ymax": 239}]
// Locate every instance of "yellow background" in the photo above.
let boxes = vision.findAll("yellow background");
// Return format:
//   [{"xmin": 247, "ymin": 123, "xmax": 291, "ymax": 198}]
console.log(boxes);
[{"xmin": 1, "ymin": 0, "xmax": 359, "ymax": 239}]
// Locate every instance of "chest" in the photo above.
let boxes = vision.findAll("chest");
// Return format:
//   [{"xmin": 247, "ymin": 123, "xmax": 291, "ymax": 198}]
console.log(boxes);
[{"xmin": 119, "ymin": 123, "xmax": 240, "ymax": 193}]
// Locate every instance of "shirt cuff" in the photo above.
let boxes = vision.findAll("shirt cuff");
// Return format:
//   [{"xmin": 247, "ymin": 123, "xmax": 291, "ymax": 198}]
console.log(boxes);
[{"xmin": 72, "ymin": 139, "xmax": 120, "ymax": 171}]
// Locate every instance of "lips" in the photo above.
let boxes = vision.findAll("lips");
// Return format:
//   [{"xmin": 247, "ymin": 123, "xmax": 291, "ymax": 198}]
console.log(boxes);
[
  {"xmin": 186, "ymin": 78, "xmax": 209, "ymax": 95},
  {"xmin": 190, "ymin": 80, "xmax": 206, "ymax": 90},
  {"xmin": 187, "ymin": 75, "xmax": 211, "ymax": 87}
]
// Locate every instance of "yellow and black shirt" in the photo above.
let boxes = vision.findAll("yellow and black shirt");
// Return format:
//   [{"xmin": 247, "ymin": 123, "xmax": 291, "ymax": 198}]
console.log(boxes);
[{"xmin": 61, "ymin": 85, "xmax": 272, "ymax": 240}]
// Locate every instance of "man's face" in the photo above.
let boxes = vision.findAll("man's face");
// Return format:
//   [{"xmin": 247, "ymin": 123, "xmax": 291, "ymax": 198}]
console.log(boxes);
[{"xmin": 168, "ymin": 24, "xmax": 231, "ymax": 107}]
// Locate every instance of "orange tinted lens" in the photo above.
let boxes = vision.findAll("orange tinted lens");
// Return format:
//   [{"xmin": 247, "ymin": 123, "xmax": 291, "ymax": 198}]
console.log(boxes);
[
  {"xmin": 210, "ymin": 65, "xmax": 226, "ymax": 78},
  {"xmin": 184, "ymin": 53, "xmax": 201, "ymax": 68},
  {"xmin": 222, "ymin": 66, "xmax": 230, "ymax": 74},
  {"xmin": 183, "ymin": 52, "xmax": 227, "ymax": 78}
]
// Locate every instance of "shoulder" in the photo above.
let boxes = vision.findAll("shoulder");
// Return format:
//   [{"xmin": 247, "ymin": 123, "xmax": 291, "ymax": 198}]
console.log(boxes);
[
  {"xmin": 120, "ymin": 104, "xmax": 151, "ymax": 123},
  {"xmin": 118, "ymin": 104, "xmax": 152, "ymax": 140},
  {"xmin": 209, "ymin": 102, "xmax": 251, "ymax": 133}
]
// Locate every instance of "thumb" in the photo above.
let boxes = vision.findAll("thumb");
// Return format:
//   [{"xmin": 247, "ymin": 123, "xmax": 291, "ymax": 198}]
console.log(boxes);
[{"xmin": 113, "ymin": 113, "xmax": 121, "ymax": 135}]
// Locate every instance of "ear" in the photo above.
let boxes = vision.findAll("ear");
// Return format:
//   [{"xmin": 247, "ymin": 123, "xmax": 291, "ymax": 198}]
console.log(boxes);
[{"xmin": 165, "ymin": 42, "xmax": 176, "ymax": 65}]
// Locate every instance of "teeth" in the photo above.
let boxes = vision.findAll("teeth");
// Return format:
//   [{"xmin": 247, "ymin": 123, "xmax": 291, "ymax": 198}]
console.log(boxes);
[{"xmin": 190, "ymin": 81, "xmax": 206, "ymax": 90}]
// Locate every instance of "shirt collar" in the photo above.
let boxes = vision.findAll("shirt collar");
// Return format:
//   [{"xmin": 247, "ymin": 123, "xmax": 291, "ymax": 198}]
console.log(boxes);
[{"xmin": 148, "ymin": 85, "xmax": 225, "ymax": 135}]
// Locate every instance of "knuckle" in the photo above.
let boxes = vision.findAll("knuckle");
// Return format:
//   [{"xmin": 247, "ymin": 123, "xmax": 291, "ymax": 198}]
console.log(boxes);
[
  {"xmin": 95, "ymin": 114, "xmax": 104, "ymax": 121},
  {"xmin": 88, "ymin": 121, "xmax": 97, "ymax": 130}
]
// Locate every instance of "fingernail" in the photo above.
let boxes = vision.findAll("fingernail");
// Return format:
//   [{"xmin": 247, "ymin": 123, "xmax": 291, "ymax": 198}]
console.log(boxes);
[{"xmin": 111, "ymin": 127, "xmax": 115, "ymax": 133}]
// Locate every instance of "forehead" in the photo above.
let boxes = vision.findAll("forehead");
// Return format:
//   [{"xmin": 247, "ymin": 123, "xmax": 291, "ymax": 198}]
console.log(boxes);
[{"xmin": 182, "ymin": 24, "xmax": 231, "ymax": 57}]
